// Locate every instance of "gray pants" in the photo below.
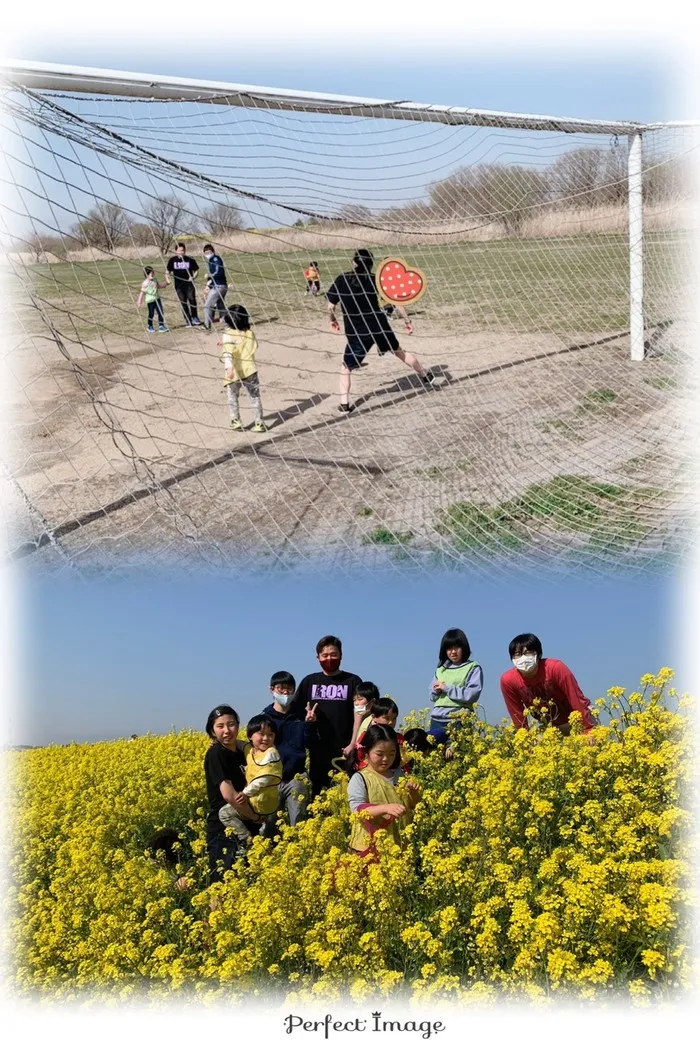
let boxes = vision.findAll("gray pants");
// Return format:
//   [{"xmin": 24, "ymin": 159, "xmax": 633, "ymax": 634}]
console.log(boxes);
[
  {"xmin": 279, "ymin": 775, "xmax": 311, "ymax": 826},
  {"xmin": 204, "ymin": 284, "xmax": 227, "ymax": 328},
  {"xmin": 218, "ymin": 804, "xmax": 254, "ymax": 840},
  {"xmin": 226, "ymin": 371, "xmax": 263, "ymax": 424}
]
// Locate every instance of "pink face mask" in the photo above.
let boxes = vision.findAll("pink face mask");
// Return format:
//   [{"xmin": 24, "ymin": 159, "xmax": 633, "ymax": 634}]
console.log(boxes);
[{"xmin": 319, "ymin": 656, "xmax": 341, "ymax": 674}]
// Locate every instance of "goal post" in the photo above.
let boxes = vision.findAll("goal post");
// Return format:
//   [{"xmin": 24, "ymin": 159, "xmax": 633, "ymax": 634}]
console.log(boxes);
[
  {"xmin": 2, "ymin": 59, "xmax": 697, "ymax": 363},
  {"xmin": 0, "ymin": 59, "xmax": 697, "ymax": 574}
]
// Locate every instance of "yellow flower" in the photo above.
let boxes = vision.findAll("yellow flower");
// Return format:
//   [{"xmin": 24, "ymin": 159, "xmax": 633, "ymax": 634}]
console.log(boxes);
[{"xmin": 8, "ymin": 669, "xmax": 691, "ymax": 1004}]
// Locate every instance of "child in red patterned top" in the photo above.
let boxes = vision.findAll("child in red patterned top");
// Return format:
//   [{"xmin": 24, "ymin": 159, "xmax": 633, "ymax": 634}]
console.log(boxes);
[{"xmin": 353, "ymin": 697, "xmax": 410, "ymax": 781}]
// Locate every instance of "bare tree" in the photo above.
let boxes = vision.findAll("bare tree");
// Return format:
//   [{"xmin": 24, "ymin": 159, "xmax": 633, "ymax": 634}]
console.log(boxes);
[
  {"xmin": 143, "ymin": 194, "xmax": 187, "ymax": 254},
  {"xmin": 597, "ymin": 145, "xmax": 629, "ymax": 205},
  {"xmin": 129, "ymin": 222, "xmax": 158, "ymax": 247},
  {"xmin": 484, "ymin": 166, "xmax": 549, "ymax": 236},
  {"xmin": 549, "ymin": 148, "xmax": 606, "ymax": 208},
  {"xmin": 202, "ymin": 202, "xmax": 244, "ymax": 236},
  {"xmin": 24, "ymin": 231, "xmax": 46, "ymax": 263},
  {"xmin": 337, "ymin": 204, "xmax": 374, "ymax": 224},
  {"xmin": 74, "ymin": 203, "xmax": 130, "ymax": 250},
  {"xmin": 429, "ymin": 164, "xmax": 548, "ymax": 235},
  {"xmin": 643, "ymin": 153, "xmax": 694, "ymax": 203}
]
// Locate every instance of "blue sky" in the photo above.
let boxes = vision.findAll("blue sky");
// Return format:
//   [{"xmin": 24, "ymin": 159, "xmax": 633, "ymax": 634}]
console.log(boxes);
[
  {"xmin": 9, "ymin": 49, "xmax": 675, "ymax": 125},
  {"xmin": 16, "ymin": 567, "xmax": 676, "ymax": 747}
]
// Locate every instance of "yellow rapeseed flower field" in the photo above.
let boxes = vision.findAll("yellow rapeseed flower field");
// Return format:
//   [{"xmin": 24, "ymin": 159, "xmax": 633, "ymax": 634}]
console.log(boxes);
[{"xmin": 8, "ymin": 669, "xmax": 693, "ymax": 1004}]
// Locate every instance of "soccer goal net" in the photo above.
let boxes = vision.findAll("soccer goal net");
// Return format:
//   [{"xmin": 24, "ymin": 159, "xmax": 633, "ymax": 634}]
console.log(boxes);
[{"xmin": 1, "ymin": 61, "xmax": 697, "ymax": 577}]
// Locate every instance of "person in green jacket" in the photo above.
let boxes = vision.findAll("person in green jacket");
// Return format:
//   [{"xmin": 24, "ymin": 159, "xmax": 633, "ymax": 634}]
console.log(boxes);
[{"xmin": 429, "ymin": 628, "xmax": 483, "ymax": 757}]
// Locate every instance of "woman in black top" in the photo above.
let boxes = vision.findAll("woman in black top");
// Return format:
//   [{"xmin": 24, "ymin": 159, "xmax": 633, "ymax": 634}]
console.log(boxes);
[{"xmin": 204, "ymin": 705, "xmax": 257, "ymax": 882}]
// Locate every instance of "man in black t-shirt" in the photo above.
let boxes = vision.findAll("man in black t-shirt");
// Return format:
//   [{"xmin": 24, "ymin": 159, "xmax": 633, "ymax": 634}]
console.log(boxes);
[
  {"xmin": 291, "ymin": 634, "xmax": 363, "ymax": 798},
  {"xmin": 165, "ymin": 242, "xmax": 202, "ymax": 327},
  {"xmin": 326, "ymin": 249, "xmax": 435, "ymax": 414}
]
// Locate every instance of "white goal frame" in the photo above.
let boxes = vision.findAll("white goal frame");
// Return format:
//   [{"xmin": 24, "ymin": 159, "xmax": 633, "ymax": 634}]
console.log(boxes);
[{"xmin": 2, "ymin": 58, "xmax": 698, "ymax": 362}]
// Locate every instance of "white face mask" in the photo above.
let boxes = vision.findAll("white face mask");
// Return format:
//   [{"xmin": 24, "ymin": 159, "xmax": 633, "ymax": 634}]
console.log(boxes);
[
  {"xmin": 273, "ymin": 692, "xmax": 292, "ymax": 708},
  {"xmin": 513, "ymin": 655, "xmax": 538, "ymax": 673},
  {"xmin": 354, "ymin": 704, "xmax": 368, "ymax": 715}
]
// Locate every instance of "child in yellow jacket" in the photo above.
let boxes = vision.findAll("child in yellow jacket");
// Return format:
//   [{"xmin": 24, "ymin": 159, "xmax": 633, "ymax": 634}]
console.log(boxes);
[
  {"xmin": 219, "ymin": 714, "xmax": 283, "ymax": 849},
  {"xmin": 218, "ymin": 304, "xmax": 267, "ymax": 433}
]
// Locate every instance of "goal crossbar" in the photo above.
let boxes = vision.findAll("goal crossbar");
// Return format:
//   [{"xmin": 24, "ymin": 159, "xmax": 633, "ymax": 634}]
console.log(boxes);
[{"xmin": 0, "ymin": 58, "xmax": 671, "ymax": 135}]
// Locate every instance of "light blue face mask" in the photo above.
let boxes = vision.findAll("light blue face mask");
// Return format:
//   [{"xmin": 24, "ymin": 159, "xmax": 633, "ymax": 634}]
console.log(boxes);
[{"xmin": 273, "ymin": 692, "xmax": 293, "ymax": 708}]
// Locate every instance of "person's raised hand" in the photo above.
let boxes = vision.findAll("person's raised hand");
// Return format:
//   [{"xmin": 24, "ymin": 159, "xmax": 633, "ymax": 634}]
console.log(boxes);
[{"xmin": 305, "ymin": 702, "xmax": 318, "ymax": 723}]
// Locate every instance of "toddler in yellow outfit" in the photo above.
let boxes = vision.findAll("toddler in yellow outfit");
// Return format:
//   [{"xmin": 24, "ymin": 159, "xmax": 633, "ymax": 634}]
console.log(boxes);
[
  {"xmin": 219, "ymin": 714, "xmax": 283, "ymax": 849},
  {"xmin": 218, "ymin": 304, "xmax": 267, "ymax": 433}
]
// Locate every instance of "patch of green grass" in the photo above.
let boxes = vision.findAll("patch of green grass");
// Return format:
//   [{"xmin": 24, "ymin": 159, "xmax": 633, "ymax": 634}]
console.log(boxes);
[
  {"xmin": 537, "ymin": 387, "xmax": 620, "ymax": 441},
  {"xmin": 580, "ymin": 388, "xmax": 617, "ymax": 410},
  {"xmin": 362, "ymin": 526, "xmax": 414, "ymax": 546},
  {"xmin": 644, "ymin": 376, "xmax": 677, "ymax": 391},
  {"xmin": 437, "ymin": 474, "xmax": 664, "ymax": 555},
  {"xmin": 415, "ymin": 459, "xmax": 473, "ymax": 479},
  {"xmin": 536, "ymin": 418, "xmax": 582, "ymax": 441},
  {"xmin": 7, "ymin": 234, "xmax": 689, "ymax": 345},
  {"xmin": 357, "ymin": 506, "xmax": 374, "ymax": 517}
]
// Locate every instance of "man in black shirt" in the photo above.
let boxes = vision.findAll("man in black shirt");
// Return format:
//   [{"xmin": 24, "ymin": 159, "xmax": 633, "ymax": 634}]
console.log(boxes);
[
  {"xmin": 165, "ymin": 242, "xmax": 202, "ymax": 327},
  {"xmin": 326, "ymin": 248, "xmax": 435, "ymax": 413},
  {"xmin": 290, "ymin": 635, "xmax": 363, "ymax": 798}
]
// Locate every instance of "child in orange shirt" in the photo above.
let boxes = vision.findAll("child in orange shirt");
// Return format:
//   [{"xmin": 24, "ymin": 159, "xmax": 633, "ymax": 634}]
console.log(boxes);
[{"xmin": 304, "ymin": 261, "xmax": 321, "ymax": 296}]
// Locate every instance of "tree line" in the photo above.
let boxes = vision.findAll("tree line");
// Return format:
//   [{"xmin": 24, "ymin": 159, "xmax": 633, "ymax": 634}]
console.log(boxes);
[
  {"xmin": 13, "ymin": 146, "xmax": 692, "ymax": 260},
  {"xmin": 18, "ymin": 199, "xmax": 244, "ymax": 261},
  {"xmin": 319, "ymin": 147, "xmax": 692, "ymax": 237}
]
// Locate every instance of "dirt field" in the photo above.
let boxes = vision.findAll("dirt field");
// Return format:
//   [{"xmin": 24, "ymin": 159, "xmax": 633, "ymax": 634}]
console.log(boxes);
[{"xmin": 4, "ymin": 283, "xmax": 692, "ymax": 575}]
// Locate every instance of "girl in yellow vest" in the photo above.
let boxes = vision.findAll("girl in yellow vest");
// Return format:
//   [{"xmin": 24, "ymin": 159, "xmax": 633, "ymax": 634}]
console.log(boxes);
[
  {"xmin": 347, "ymin": 724, "xmax": 420, "ymax": 859},
  {"xmin": 219, "ymin": 714, "xmax": 283, "ymax": 848},
  {"xmin": 218, "ymin": 304, "xmax": 267, "ymax": 433},
  {"xmin": 429, "ymin": 627, "xmax": 483, "ymax": 758}
]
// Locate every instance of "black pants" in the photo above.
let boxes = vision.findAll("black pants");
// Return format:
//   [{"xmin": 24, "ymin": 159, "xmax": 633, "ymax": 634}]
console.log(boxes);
[
  {"xmin": 309, "ymin": 747, "xmax": 340, "ymax": 798},
  {"xmin": 206, "ymin": 820, "xmax": 258, "ymax": 883},
  {"xmin": 147, "ymin": 298, "xmax": 164, "ymax": 325},
  {"xmin": 175, "ymin": 282, "xmax": 198, "ymax": 324}
]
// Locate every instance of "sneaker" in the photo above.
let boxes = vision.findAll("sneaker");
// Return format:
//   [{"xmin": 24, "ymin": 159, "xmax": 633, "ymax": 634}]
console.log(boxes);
[
  {"xmin": 146, "ymin": 325, "xmax": 154, "ymax": 333},
  {"xmin": 158, "ymin": 324, "xmax": 169, "ymax": 333},
  {"xmin": 252, "ymin": 421, "xmax": 268, "ymax": 433},
  {"xmin": 230, "ymin": 418, "xmax": 243, "ymax": 431},
  {"xmin": 184, "ymin": 321, "xmax": 193, "ymax": 328},
  {"xmin": 338, "ymin": 403, "xmax": 355, "ymax": 414},
  {"xmin": 191, "ymin": 317, "xmax": 202, "ymax": 326},
  {"xmin": 421, "ymin": 370, "xmax": 436, "ymax": 387}
]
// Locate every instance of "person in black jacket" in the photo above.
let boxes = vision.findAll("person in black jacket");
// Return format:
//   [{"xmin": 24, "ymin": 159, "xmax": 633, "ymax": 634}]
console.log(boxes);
[
  {"xmin": 326, "ymin": 248, "xmax": 434, "ymax": 413},
  {"xmin": 290, "ymin": 636, "xmax": 363, "ymax": 798},
  {"xmin": 262, "ymin": 670, "xmax": 318, "ymax": 825}
]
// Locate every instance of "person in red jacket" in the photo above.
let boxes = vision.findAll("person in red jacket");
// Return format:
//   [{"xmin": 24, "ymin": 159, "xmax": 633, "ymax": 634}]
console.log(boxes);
[{"xmin": 499, "ymin": 633, "xmax": 596, "ymax": 734}]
